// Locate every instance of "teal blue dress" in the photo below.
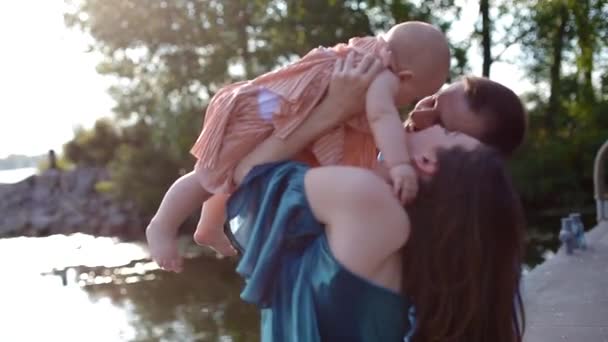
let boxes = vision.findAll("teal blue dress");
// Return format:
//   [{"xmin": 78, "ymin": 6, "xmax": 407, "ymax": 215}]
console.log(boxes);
[{"xmin": 226, "ymin": 161, "xmax": 416, "ymax": 342}]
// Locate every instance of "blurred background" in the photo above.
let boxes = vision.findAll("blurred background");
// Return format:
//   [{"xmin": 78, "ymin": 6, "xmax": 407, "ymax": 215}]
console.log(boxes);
[{"xmin": 0, "ymin": 0, "xmax": 607, "ymax": 341}]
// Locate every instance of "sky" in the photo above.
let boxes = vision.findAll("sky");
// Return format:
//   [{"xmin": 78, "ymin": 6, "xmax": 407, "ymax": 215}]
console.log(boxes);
[
  {"xmin": 0, "ymin": 0, "xmax": 530, "ymax": 158},
  {"xmin": 0, "ymin": 0, "xmax": 114, "ymax": 158}
]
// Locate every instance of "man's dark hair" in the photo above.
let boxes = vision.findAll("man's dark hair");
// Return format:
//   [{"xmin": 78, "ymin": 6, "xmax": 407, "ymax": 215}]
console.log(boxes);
[{"xmin": 463, "ymin": 76, "xmax": 527, "ymax": 157}]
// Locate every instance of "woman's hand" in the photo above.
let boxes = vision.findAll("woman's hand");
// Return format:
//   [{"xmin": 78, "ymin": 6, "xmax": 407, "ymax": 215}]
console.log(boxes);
[{"xmin": 322, "ymin": 52, "xmax": 384, "ymax": 127}]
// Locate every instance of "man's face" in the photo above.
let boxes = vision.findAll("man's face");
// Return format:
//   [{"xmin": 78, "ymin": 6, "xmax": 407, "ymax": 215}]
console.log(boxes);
[{"xmin": 406, "ymin": 82, "xmax": 486, "ymax": 141}]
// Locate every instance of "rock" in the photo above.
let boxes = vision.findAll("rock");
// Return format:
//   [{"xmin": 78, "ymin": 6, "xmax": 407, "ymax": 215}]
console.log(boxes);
[
  {"xmin": 31, "ymin": 184, "xmax": 52, "ymax": 203},
  {"xmin": 108, "ymin": 211, "xmax": 128, "ymax": 228},
  {"xmin": 30, "ymin": 213, "xmax": 55, "ymax": 232},
  {"xmin": 73, "ymin": 168, "xmax": 105, "ymax": 196},
  {"xmin": 0, "ymin": 210, "xmax": 28, "ymax": 236},
  {"xmin": 64, "ymin": 214, "xmax": 87, "ymax": 231},
  {"xmin": 0, "ymin": 167, "xmax": 144, "ymax": 239}
]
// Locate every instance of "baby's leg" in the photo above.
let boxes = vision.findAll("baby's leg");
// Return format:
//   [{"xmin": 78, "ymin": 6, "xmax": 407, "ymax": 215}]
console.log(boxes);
[
  {"xmin": 190, "ymin": 86, "xmax": 287, "ymax": 256},
  {"xmin": 193, "ymin": 193, "xmax": 236, "ymax": 256},
  {"xmin": 146, "ymin": 171, "xmax": 211, "ymax": 272}
]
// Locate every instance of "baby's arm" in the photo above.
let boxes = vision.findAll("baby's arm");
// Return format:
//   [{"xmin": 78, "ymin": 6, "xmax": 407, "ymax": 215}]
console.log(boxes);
[
  {"xmin": 366, "ymin": 70, "xmax": 417, "ymax": 204},
  {"xmin": 233, "ymin": 93, "xmax": 342, "ymax": 185},
  {"xmin": 233, "ymin": 52, "xmax": 384, "ymax": 186},
  {"xmin": 366, "ymin": 70, "xmax": 407, "ymax": 167}
]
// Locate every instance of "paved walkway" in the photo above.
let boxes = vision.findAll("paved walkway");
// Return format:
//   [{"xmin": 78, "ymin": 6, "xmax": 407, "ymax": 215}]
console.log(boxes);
[{"xmin": 523, "ymin": 221, "xmax": 608, "ymax": 341}]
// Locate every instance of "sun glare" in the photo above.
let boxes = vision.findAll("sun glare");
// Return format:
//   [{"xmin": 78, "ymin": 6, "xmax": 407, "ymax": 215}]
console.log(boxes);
[
  {"xmin": 0, "ymin": 0, "xmax": 530, "ymax": 160},
  {"xmin": 0, "ymin": 0, "xmax": 113, "ymax": 158}
]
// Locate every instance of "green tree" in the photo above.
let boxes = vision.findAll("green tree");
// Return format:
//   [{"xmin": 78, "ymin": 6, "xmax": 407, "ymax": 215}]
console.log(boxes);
[
  {"xmin": 473, "ymin": 0, "xmax": 534, "ymax": 78},
  {"xmin": 108, "ymin": 122, "xmax": 186, "ymax": 215},
  {"xmin": 64, "ymin": 0, "xmax": 467, "ymax": 216},
  {"xmin": 479, "ymin": 0, "xmax": 492, "ymax": 77},
  {"xmin": 63, "ymin": 118, "xmax": 122, "ymax": 167},
  {"xmin": 507, "ymin": 0, "xmax": 608, "ymax": 217}
]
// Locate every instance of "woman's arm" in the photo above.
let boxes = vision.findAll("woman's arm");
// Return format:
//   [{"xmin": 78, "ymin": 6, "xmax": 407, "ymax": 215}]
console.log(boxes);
[
  {"xmin": 304, "ymin": 166, "xmax": 410, "ymax": 287},
  {"xmin": 233, "ymin": 52, "xmax": 384, "ymax": 186}
]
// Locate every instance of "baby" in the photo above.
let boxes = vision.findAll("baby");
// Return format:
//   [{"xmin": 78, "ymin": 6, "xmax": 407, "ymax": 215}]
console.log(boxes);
[{"xmin": 146, "ymin": 21, "xmax": 451, "ymax": 272}]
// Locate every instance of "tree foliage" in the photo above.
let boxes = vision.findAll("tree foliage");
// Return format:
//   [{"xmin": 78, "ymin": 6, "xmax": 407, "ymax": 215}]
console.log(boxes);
[
  {"xmin": 63, "ymin": 118, "xmax": 122, "ymax": 167},
  {"xmin": 63, "ymin": 0, "xmax": 464, "ymax": 217},
  {"xmin": 62, "ymin": 0, "xmax": 608, "ymax": 244},
  {"xmin": 506, "ymin": 0, "xmax": 608, "ymax": 217}
]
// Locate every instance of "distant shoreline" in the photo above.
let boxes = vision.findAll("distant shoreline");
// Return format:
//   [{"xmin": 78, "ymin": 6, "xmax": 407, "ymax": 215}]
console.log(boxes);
[
  {"xmin": 0, "ymin": 167, "xmax": 37, "ymax": 184},
  {"xmin": 0, "ymin": 154, "xmax": 45, "ymax": 171}
]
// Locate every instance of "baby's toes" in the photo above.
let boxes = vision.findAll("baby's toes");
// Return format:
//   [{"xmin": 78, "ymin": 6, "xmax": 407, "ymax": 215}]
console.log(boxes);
[{"xmin": 157, "ymin": 259, "xmax": 168, "ymax": 270}]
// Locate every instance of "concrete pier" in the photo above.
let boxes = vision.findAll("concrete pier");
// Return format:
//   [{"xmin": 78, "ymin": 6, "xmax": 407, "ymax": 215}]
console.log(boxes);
[{"xmin": 523, "ymin": 222, "xmax": 608, "ymax": 341}]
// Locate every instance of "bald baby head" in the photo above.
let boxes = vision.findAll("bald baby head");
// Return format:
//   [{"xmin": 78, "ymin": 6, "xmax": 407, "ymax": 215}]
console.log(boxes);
[{"xmin": 385, "ymin": 21, "xmax": 451, "ymax": 101}]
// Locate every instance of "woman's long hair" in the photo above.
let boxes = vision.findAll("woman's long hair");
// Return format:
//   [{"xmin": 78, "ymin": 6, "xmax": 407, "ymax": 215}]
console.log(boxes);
[{"xmin": 402, "ymin": 146, "xmax": 525, "ymax": 342}]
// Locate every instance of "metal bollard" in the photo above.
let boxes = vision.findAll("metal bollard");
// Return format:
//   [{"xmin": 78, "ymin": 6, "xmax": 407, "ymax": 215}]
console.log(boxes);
[
  {"xmin": 559, "ymin": 217, "xmax": 576, "ymax": 255},
  {"xmin": 569, "ymin": 213, "xmax": 587, "ymax": 250}
]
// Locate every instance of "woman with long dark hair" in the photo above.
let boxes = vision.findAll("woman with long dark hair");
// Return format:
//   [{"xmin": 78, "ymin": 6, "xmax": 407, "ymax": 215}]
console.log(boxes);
[
  {"xmin": 401, "ymin": 145, "xmax": 525, "ymax": 341},
  {"xmin": 226, "ymin": 124, "xmax": 526, "ymax": 341}
]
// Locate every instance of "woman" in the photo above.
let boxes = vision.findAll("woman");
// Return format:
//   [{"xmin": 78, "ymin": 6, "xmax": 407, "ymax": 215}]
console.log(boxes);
[{"xmin": 226, "ymin": 122, "xmax": 526, "ymax": 341}]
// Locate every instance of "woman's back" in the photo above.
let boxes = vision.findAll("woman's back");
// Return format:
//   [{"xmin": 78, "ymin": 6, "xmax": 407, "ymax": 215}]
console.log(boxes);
[{"xmin": 227, "ymin": 162, "xmax": 413, "ymax": 341}]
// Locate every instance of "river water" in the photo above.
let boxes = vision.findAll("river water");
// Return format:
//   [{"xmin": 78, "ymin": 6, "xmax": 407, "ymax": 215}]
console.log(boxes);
[
  {"xmin": 0, "ymin": 167, "xmax": 574, "ymax": 341},
  {"xmin": 0, "ymin": 167, "xmax": 37, "ymax": 184},
  {"xmin": 0, "ymin": 234, "xmax": 259, "ymax": 341},
  {"xmin": 0, "ymin": 168, "xmax": 258, "ymax": 341}
]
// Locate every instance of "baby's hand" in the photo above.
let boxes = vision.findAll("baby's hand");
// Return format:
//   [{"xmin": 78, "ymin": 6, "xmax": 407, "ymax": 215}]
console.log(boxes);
[
  {"xmin": 378, "ymin": 45, "xmax": 392, "ymax": 68},
  {"xmin": 389, "ymin": 163, "xmax": 418, "ymax": 205}
]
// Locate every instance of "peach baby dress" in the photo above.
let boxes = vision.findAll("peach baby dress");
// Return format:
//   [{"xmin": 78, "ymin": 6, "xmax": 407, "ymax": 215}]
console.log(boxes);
[{"xmin": 190, "ymin": 36, "xmax": 387, "ymax": 193}]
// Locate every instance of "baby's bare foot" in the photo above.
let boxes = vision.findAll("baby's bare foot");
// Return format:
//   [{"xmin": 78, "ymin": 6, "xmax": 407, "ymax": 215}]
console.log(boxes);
[
  {"xmin": 193, "ymin": 226, "xmax": 237, "ymax": 257},
  {"xmin": 146, "ymin": 222, "xmax": 183, "ymax": 272}
]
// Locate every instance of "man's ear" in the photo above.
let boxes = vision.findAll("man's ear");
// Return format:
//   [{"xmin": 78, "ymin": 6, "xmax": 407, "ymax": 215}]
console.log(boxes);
[
  {"xmin": 410, "ymin": 109, "xmax": 439, "ymax": 131},
  {"xmin": 412, "ymin": 152, "xmax": 437, "ymax": 176},
  {"xmin": 397, "ymin": 70, "xmax": 414, "ymax": 82}
]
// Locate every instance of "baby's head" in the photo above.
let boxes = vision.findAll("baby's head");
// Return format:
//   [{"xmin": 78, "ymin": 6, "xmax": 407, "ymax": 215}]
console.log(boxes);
[{"xmin": 384, "ymin": 21, "xmax": 451, "ymax": 106}]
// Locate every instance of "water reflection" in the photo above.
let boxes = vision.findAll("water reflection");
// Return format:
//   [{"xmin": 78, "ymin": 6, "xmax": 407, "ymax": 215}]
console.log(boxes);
[
  {"xmin": 0, "ymin": 210, "xmax": 595, "ymax": 341},
  {"xmin": 0, "ymin": 167, "xmax": 37, "ymax": 184},
  {"xmin": 0, "ymin": 234, "xmax": 258, "ymax": 342},
  {"xmin": 80, "ymin": 257, "xmax": 259, "ymax": 342}
]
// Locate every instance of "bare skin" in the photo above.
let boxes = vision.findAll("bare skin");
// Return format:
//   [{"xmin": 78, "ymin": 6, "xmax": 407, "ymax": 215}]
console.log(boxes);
[
  {"xmin": 406, "ymin": 82, "xmax": 486, "ymax": 138},
  {"xmin": 366, "ymin": 21, "xmax": 451, "ymax": 204},
  {"xmin": 233, "ymin": 52, "xmax": 385, "ymax": 183},
  {"xmin": 234, "ymin": 125, "xmax": 481, "ymax": 290},
  {"xmin": 193, "ymin": 52, "xmax": 385, "ymax": 252},
  {"xmin": 148, "ymin": 52, "xmax": 384, "ymax": 272},
  {"xmin": 146, "ymin": 171, "xmax": 206, "ymax": 273},
  {"xmin": 152, "ymin": 22, "xmax": 452, "ymax": 266},
  {"xmin": 195, "ymin": 24, "xmax": 453, "ymax": 254},
  {"xmin": 193, "ymin": 193, "xmax": 230, "ymax": 252}
]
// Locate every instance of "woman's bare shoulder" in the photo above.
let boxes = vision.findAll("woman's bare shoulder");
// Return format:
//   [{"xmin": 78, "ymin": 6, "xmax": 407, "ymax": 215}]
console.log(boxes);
[
  {"xmin": 306, "ymin": 166, "xmax": 394, "ymax": 206},
  {"xmin": 304, "ymin": 166, "xmax": 410, "ymax": 284},
  {"xmin": 304, "ymin": 166, "xmax": 409, "ymax": 242}
]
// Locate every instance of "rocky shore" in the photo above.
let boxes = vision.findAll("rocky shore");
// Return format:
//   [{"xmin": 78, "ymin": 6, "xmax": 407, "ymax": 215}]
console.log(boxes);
[{"xmin": 0, "ymin": 167, "xmax": 145, "ymax": 239}]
